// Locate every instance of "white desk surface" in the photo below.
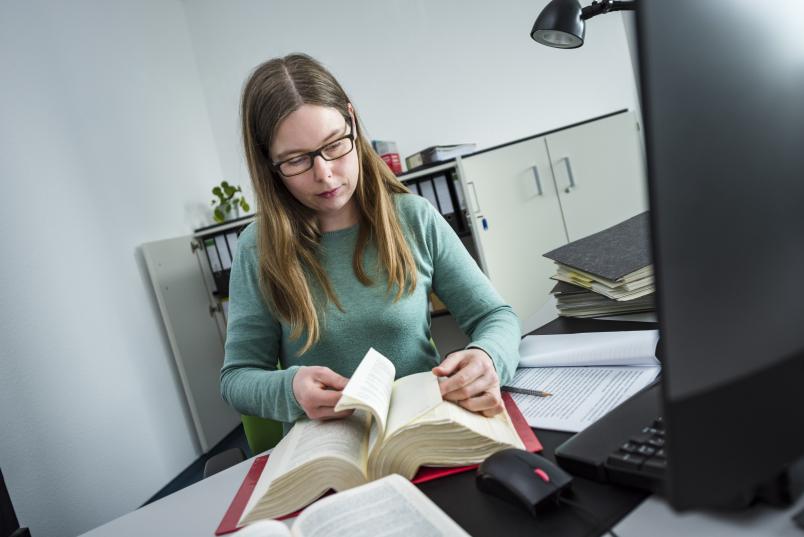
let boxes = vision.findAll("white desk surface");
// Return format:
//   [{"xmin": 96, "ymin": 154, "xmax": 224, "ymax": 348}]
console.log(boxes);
[
  {"xmin": 78, "ymin": 454, "xmax": 281, "ymax": 537},
  {"xmin": 614, "ymin": 494, "xmax": 804, "ymax": 537}
]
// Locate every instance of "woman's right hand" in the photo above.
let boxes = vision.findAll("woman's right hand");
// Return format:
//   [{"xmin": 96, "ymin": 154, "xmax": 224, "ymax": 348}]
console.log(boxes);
[{"xmin": 291, "ymin": 366, "xmax": 354, "ymax": 420}]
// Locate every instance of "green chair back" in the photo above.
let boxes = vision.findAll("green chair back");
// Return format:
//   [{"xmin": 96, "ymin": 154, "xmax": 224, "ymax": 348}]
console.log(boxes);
[{"xmin": 241, "ymin": 414, "xmax": 284, "ymax": 455}]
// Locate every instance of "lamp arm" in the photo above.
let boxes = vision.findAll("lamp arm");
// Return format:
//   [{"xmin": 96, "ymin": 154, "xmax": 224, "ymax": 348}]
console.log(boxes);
[{"xmin": 581, "ymin": 0, "xmax": 636, "ymax": 20}]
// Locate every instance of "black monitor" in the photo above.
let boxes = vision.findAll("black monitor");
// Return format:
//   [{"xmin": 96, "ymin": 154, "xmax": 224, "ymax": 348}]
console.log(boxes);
[{"xmin": 638, "ymin": 0, "xmax": 804, "ymax": 510}]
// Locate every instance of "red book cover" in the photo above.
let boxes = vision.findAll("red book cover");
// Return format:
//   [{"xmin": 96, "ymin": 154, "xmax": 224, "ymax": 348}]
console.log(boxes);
[{"xmin": 215, "ymin": 392, "xmax": 540, "ymax": 535}]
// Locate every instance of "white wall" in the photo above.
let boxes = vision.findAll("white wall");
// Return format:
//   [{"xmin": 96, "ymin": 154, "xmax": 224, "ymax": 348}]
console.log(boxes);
[
  {"xmin": 182, "ymin": 0, "xmax": 640, "ymax": 200},
  {"xmin": 0, "ymin": 1, "xmax": 639, "ymax": 536},
  {"xmin": 0, "ymin": 1, "xmax": 223, "ymax": 536}
]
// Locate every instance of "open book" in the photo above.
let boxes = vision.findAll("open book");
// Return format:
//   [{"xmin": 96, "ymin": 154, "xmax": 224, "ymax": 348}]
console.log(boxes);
[
  {"xmin": 237, "ymin": 348, "xmax": 526, "ymax": 524},
  {"xmin": 233, "ymin": 475, "xmax": 469, "ymax": 537}
]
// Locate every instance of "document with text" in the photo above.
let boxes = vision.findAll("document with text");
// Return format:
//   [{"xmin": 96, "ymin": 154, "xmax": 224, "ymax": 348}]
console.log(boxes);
[{"xmin": 508, "ymin": 366, "xmax": 661, "ymax": 432}]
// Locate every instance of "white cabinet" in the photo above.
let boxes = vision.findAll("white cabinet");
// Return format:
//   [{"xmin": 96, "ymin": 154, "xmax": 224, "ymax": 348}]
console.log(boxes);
[
  {"xmin": 457, "ymin": 138, "xmax": 568, "ymax": 323},
  {"xmin": 458, "ymin": 110, "xmax": 648, "ymax": 323},
  {"xmin": 546, "ymin": 111, "xmax": 648, "ymax": 242}
]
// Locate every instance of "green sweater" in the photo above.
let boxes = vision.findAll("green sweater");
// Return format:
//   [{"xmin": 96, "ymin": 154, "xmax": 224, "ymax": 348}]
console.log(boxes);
[{"xmin": 220, "ymin": 193, "xmax": 521, "ymax": 429}]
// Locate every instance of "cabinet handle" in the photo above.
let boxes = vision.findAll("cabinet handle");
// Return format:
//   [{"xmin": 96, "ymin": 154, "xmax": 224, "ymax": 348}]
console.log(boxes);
[
  {"xmin": 560, "ymin": 157, "xmax": 577, "ymax": 193},
  {"xmin": 531, "ymin": 166, "xmax": 543, "ymax": 196},
  {"xmin": 466, "ymin": 181, "xmax": 482, "ymax": 213}
]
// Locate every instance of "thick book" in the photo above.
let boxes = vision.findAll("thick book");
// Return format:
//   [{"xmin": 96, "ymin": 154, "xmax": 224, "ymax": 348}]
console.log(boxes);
[
  {"xmin": 218, "ymin": 348, "xmax": 540, "ymax": 530},
  {"xmin": 226, "ymin": 475, "xmax": 470, "ymax": 537},
  {"xmin": 543, "ymin": 212, "xmax": 652, "ymax": 282}
]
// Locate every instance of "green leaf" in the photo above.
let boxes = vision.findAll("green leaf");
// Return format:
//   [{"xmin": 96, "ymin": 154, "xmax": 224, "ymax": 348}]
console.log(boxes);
[
  {"xmin": 213, "ymin": 208, "xmax": 224, "ymax": 222},
  {"xmin": 240, "ymin": 198, "xmax": 250, "ymax": 212},
  {"xmin": 221, "ymin": 180, "xmax": 230, "ymax": 189},
  {"xmin": 212, "ymin": 186, "xmax": 223, "ymax": 197}
]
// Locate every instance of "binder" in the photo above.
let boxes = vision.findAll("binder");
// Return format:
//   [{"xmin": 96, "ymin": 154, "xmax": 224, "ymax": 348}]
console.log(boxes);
[{"xmin": 543, "ymin": 212, "xmax": 652, "ymax": 282}]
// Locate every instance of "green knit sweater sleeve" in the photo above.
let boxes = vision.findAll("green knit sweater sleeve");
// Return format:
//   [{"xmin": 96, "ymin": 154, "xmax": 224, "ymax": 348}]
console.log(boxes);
[
  {"xmin": 411, "ymin": 198, "xmax": 522, "ymax": 385},
  {"xmin": 219, "ymin": 224, "xmax": 306, "ymax": 424}
]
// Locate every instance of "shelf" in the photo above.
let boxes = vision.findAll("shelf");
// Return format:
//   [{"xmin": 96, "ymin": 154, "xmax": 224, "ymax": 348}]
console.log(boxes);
[{"xmin": 193, "ymin": 214, "xmax": 255, "ymax": 238}]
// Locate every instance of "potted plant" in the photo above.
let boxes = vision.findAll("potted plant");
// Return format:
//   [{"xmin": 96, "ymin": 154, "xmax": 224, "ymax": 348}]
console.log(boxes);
[{"xmin": 211, "ymin": 180, "xmax": 251, "ymax": 223}]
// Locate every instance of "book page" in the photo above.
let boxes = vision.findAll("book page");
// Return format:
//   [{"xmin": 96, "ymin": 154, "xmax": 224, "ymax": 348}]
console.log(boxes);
[
  {"xmin": 420, "ymin": 399, "xmax": 524, "ymax": 451},
  {"xmin": 518, "ymin": 330, "xmax": 660, "ymax": 367},
  {"xmin": 235, "ymin": 520, "xmax": 291, "ymax": 537},
  {"xmin": 240, "ymin": 413, "xmax": 370, "ymax": 524},
  {"xmin": 384, "ymin": 372, "xmax": 444, "ymax": 439},
  {"xmin": 509, "ymin": 366, "xmax": 660, "ymax": 432},
  {"xmin": 334, "ymin": 348, "xmax": 396, "ymax": 436},
  {"xmin": 292, "ymin": 474, "xmax": 469, "ymax": 537}
]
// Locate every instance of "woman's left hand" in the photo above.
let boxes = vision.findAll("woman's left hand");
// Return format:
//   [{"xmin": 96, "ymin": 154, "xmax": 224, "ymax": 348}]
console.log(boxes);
[{"xmin": 432, "ymin": 349, "xmax": 504, "ymax": 417}]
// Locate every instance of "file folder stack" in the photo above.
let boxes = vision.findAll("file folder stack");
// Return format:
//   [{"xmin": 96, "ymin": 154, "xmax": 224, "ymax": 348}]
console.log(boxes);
[{"xmin": 543, "ymin": 212, "xmax": 655, "ymax": 318}]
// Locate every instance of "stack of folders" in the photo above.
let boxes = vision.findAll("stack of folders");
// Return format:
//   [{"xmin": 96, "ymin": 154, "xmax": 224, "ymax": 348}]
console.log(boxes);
[{"xmin": 543, "ymin": 212, "xmax": 655, "ymax": 318}]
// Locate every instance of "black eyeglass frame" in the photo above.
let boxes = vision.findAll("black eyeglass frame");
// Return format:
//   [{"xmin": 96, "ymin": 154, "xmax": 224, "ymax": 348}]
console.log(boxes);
[{"xmin": 271, "ymin": 118, "xmax": 356, "ymax": 178}]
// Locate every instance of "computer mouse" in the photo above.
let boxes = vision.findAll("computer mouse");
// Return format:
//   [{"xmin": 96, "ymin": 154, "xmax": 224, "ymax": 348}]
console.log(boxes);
[{"xmin": 476, "ymin": 448, "xmax": 573, "ymax": 515}]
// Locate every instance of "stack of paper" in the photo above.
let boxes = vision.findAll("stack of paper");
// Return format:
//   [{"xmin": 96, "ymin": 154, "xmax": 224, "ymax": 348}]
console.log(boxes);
[
  {"xmin": 511, "ymin": 330, "xmax": 661, "ymax": 432},
  {"xmin": 543, "ymin": 212, "xmax": 655, "ymax": 317},
  {"xmin": 550, "ymin": 281, "xmax": 655, "ymax": 318}
]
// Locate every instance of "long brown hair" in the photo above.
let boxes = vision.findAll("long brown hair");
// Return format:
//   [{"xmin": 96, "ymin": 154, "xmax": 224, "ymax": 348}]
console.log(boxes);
[{"xmin": 241, "ymin": 53, "xmax": 417, "ymax": 355}]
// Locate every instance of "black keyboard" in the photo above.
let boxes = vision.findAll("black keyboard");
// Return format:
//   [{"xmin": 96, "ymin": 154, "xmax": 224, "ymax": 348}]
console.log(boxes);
[
  {"xmin": 604, "ymin": 417, "xmax": 667, "ymax": 488},
  {"xmin": 555, "ymin": 382, "xmax": 667, "ymax": 493}
]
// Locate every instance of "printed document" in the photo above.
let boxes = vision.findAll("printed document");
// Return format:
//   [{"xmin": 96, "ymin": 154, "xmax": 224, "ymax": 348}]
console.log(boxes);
[
  {"xmin": 518, "ymin": 330, "xmax": 659, "ymax": 367},
  {"xmin": 509, "ymin": 366, "xmax": 660, "ymax": 432}
]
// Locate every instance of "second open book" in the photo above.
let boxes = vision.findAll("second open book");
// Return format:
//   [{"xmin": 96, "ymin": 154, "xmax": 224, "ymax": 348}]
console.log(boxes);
[{"xmin": 239, "ymin": 348, "xmax": 526, "ymax": 524}]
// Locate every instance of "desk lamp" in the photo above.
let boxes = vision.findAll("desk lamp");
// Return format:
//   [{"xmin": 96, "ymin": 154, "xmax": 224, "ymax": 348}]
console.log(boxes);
[{"xmin": 530, "ymin": 0, "xmax": 636, "ymax": 49}]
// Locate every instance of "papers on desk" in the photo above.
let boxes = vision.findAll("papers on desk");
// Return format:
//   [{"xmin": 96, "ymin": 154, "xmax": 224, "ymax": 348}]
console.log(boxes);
[
  {"xmin": 508, "ymin": 366, "xmax": 660, "ymax": 433},
  {"xmin": 512, "ymin": 330, "xmax": 661, "ymax": 433},
  {"xmin": 518, "ymin": 330, "xmax": 660, "ymax": 367}
]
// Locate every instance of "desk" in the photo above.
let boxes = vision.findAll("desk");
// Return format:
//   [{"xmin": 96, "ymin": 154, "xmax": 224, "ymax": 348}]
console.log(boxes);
[{"xmin": 79, "ymin": 318, "xmax": 803, "ymax": 536}]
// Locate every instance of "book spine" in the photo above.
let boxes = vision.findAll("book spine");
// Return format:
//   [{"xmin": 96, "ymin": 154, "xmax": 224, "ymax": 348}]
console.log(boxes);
[{"xmin": 380, "ymin": 153, "xmax": 403, "ymax": 175}]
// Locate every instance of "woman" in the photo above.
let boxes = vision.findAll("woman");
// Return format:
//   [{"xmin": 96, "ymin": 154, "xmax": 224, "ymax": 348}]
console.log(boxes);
[{"xmin": 220, "ymin": 53, "xmax": 520, "ymax": 432}]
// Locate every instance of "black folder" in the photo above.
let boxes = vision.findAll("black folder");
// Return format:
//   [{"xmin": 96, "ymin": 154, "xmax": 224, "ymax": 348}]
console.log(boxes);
[{"xmin": 543, "ymin": 212, "xmax": 652, "ymax": 282}]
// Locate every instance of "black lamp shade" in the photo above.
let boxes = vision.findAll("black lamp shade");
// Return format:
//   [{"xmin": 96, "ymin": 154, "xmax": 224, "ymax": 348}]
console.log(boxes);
[{"xmin": 530, "ymin": 0, "xmax": 585, "ymax": 49}]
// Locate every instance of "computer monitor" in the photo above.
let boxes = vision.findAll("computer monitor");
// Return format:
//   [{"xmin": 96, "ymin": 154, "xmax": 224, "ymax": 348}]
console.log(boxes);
[{"xmin": 638, "ymin": 0, "xmax": 804, "ymax": 510}]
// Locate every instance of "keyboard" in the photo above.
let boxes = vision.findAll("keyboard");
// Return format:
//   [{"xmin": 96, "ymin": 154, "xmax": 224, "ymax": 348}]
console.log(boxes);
[
  {"xmin": 554, "ymin": 382, "xmax": 667, "ymax": 493},
  {"xmin": 603, "ymin": 416, "xmax": 667, "ymax": 489}
]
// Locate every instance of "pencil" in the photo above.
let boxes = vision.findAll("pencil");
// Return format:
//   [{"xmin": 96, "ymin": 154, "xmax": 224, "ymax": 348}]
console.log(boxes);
[{"xmin": 501, "ymin": 385, "xmax": 552, "ymax": 397}]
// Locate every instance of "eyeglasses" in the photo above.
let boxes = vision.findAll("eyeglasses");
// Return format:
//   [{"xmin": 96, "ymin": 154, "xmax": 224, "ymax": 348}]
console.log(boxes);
[{"xmin": 272, "ymin": 123, "xmax": 355, "ymax": 177}]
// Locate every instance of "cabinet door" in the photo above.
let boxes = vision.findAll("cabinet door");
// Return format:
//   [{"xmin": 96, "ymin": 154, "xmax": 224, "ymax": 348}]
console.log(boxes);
[
  {"xmin": 546, "ymin": 111, "xmax": 649, "ymax": 242},
  {"xmin": 459, "ymin": 138, "xmax": 568, "ymax": 323}
]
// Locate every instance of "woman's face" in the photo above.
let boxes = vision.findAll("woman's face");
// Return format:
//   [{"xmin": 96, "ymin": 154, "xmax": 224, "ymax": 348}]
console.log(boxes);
[{"xmin": 270, "ymin": 104, "xmax": 360, "ymax": 230}]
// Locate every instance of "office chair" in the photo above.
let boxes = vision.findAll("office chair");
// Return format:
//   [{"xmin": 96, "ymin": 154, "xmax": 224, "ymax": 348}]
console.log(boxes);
[
  {"xmin": 1, "ymin": 468, "xmax": 30, "ymax": 537},
  {"xmin": 202, "ymin": 415, "xmax": 283, "ymax": 479},
  {"xmin": 240, "ymin": 414, "xmax": 284, "ymax": 455}
]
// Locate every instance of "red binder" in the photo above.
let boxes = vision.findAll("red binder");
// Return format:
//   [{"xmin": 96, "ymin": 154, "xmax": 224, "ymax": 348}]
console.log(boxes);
[{"xmin": 215, "ymin": 392, "xmax": 540, "ymax": 535}]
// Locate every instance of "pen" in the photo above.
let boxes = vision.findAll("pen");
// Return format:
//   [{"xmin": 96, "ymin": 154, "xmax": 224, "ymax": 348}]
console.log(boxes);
[{"xmin": 501, "ymin": 385, "xmax": 552, "ymax": 397}]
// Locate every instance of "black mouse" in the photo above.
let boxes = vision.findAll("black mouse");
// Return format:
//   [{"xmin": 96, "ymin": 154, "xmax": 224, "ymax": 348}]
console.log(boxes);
[{"xmin": 476, "ymin": 448, "xmax": 573, "ymax": 515}]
